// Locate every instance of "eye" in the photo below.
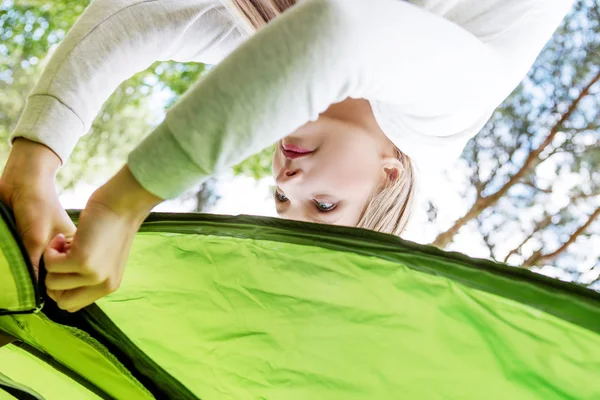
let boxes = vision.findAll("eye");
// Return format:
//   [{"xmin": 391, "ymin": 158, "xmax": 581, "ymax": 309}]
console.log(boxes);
[
  {"xmin": 274, "ymin": 190, "xmax": 288, "ymax": 203},
  {"xmin": 314, "ymin": 201, "xmax": 337, "ymax": 212}
]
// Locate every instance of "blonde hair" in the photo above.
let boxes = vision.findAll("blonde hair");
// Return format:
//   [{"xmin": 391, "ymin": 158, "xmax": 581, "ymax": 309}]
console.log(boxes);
[
  {"xmin": 357, "ymin": 149, "xmax": 416, "ymax": 236},
  {"xmin": 229, "ymin": 0, "xmax": 297, "ymax": 31},
  {"xmin": 230, "ymin": 0, "xmax": 417, "ymax": 236}
]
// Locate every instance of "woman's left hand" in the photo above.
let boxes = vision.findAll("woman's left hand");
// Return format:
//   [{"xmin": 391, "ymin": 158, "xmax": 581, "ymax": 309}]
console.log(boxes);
[{"xmin": 44, "ymin": 166, "xmax": 162, "ymax": 313}]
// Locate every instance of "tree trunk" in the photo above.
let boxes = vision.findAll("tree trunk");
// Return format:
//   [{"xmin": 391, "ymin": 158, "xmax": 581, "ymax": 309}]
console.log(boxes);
[{"xmin": 194, "ymin": 178, "xmax": 217, "ymax": 212}]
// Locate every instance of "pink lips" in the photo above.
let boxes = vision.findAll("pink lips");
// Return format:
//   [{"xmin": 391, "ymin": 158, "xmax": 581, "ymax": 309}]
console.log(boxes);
[{"xmin": 281, "ymin": 143, "xmax": 314, "ymax": 159}]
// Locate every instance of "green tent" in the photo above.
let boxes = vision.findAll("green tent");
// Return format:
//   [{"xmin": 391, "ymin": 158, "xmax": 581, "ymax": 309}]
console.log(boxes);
[{"xmin": 1, "ymin": 202, "xmax": 599, "ymax": 399}]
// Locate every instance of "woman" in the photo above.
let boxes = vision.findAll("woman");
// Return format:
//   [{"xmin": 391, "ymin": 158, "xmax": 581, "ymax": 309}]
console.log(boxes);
[{"xmin": 0, "ymin": 0, "xmax": 573, "ymax": 311}]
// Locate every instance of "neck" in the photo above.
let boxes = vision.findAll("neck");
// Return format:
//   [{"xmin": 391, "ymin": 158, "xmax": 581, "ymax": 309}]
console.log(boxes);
[{"xmin": 322, "ymin": 98, "xmax": 396, "ymax": 157}]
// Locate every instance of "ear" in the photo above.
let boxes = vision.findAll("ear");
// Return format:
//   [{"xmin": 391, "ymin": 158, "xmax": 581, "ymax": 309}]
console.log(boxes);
[{"xmin": 381, "ymin": 156, "xmax": 403, "ymax": 184}]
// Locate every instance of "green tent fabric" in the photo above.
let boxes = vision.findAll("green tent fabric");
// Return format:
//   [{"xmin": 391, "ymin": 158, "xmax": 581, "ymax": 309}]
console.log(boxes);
[
  {"xmin": 1, "ymin": 204, "xmax": 600, "ymax": 399},
  {"xmin": 0, "ymin": 205, "xmax": 40, "ymax": 315}
]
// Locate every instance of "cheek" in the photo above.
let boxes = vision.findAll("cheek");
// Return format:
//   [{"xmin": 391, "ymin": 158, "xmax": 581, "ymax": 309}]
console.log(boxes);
[
  {"xmin": 341, "ymin": 160, "xmax": 380, "ymax": 191},
  {"xmin": 272, "ymin": 150, "xmax": 282, "ymax": 178},
  {"xmin": 313, "ymin": 151, "xmax": 380, "ymax": 194}
]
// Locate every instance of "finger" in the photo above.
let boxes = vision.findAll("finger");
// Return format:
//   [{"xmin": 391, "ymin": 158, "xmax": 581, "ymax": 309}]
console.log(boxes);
[
  {"xmin": 45, "ymin": 272, "xmax": 92, "ymax": 291},
  {"xmin": 43, "ymin": 234, "xmax": 80, "ymax": 273},
  {"xmin": 21, "ymin": 223, "xmax": 50, "ymax": 275},
  {"xmin": 46, "ymin": 289, "xmax": 64, "ymax": 303},
  {"xmin": 56, "ymin": 284, "xmax": 108, "ymax": 313}
]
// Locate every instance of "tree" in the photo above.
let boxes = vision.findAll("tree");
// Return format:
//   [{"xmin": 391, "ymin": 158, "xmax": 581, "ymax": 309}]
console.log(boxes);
[
  {"xmin": 1, "ymin": 0, "xmax": 91, "ymax": 162},
  {"xmin": 7, "ymin": 0, "xmax": 596, "ymax": 287},
  {"xmin": 1, "ymin": 0, "xmax": 273, "ymax": 211},
  {"xmin": 1, "ymin": 0, "xmax": 161, "ymax": 189},
  {"xmin": 427, "ymin": 0, "xmax": 600, "ymax": 287}
]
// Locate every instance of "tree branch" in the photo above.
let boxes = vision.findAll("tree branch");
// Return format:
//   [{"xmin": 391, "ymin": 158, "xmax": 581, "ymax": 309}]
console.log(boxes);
[
  {"xmin": 576, "ymin": 190, "xmax": 600, "ymax": 200},
  {"xmin": 432, "ymin": 70, "xmax": 600, "ymax": 248},
  {"xmin": 588, "ymin": 267, "xmax": 600, "ymax": 287},
  {"xmin": 469, "ymin": 137, "xmax": 487, "ymax": 199},
  {"xmin": 480, "ymin": 232, "xmax": 497, "ymax": 260},
  {"xmin": 523, "ymin": 207, "xmax": 600, "ymax": 267},
  {"xmin": 504, "ymin": 188, "xmax": 599, "ymax": 264},
  {"xmin": 502, "ymin": 213, "xmax": 554, "ymax": 263},
  {"xmin": 539, "ymin": 145, "xmax": 563, "ymax": 163},
  {"xmin": 521, "ymin": 179, "xmax": 552, "ymax": 194}
]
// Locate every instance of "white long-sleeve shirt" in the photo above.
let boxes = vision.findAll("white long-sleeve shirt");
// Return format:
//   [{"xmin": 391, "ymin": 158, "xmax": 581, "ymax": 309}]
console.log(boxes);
[{"xmin": 11, "ymin": 0, "xmax": 573, "ymax": 199}]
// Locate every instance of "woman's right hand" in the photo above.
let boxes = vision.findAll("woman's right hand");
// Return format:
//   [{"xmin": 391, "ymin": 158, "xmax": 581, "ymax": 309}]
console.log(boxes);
[{"xmin": 0, "ymin": 138, "xmax": 76, "ymax": 276}]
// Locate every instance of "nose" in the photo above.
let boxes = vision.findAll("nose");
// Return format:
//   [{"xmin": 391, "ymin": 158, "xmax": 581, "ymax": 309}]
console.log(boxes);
[{"xmin": 275, "ymin": 166, "xmax": 302, "ymax": 186}]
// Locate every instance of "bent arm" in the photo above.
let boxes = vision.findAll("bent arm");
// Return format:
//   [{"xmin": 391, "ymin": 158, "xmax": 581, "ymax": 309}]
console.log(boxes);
[
  {"xmin": 128, "ymin": 0, "xmax": 506, "ymax": 198},
  {"xmin": 11, "ymin": 0, "xmax": 241, "ymax": 163}
]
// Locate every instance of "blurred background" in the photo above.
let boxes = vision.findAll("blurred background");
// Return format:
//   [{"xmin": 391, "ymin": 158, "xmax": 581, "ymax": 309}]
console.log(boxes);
[{"xmin": 1, "ymin": 0, "xmax": 599, "ymax": 288}]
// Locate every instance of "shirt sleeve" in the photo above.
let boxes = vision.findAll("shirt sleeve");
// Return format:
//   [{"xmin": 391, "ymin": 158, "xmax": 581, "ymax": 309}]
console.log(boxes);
[
  {"xmin": 10, "ymin": 0, "xmax": 243, "ymax": 163},
  {"xmin": 370, "ymin": 0, "xmax": 573, "ymax": 169},
  {"xmin": 127, "ymin": 0, "xmax": 570, "ymax": 199}
]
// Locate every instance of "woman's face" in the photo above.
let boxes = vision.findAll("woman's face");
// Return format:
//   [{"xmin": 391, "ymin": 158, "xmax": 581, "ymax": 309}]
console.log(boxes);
[{"xmin": 271, "ymin": 100, "xmax": 397, "ymax": 226}]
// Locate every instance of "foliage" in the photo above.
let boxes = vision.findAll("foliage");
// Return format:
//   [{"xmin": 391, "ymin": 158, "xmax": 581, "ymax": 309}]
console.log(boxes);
[
  {"xmin": 232, "ymin": 145, "xmax": 275, "ymax": 179},
  {"xmin": 0, "ymin": 0, "xmax": 268, "ymax": 197},
  {"xmin": 1, "ymin": 0, "xmax": 90, "ymax": 165},
  {"xmin": 3, "ymin": 0, "xmax": 598, "ymax": 286}
]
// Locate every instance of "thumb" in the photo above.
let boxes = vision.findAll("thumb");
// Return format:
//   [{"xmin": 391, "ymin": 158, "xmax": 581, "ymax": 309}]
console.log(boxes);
[{"xmin": 56, "ymin": 209, "xmax": 77, "ymax": 239}]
